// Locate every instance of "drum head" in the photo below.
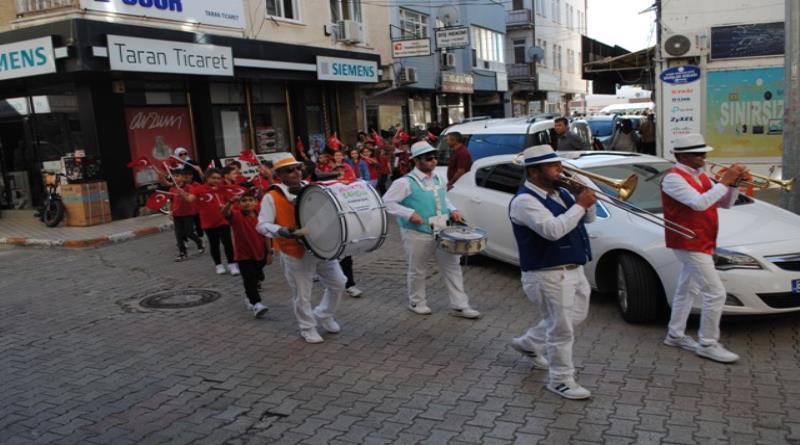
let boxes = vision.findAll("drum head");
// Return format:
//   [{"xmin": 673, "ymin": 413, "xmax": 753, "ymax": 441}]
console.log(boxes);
[
  {"xmin": 439, "ymin": 226, "xmax": 487, "ymax": 241},
  {"xmin": 296, "ymin": 185, "xmax": 345, "ymax": 259}
]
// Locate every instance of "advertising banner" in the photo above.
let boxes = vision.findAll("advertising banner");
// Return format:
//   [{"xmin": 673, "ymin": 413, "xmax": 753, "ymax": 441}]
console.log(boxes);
[
  {"xmin": 108, "ymin": 35, "xmax": 233, "ymax": 77},
  {"xmin": 661, "ymin": 65, "xmax": 702, "ymax": 152},
  {"xmin": 392, "ymin": 39, "xmax": 432, "ymax": 58},
  {"xmin": 435, "ymin": 27, "xmax": 469, "ymax": 49},
  {"xmin": 316, "ymin": 56, "xmax": 378, "ymax": 83},
  {"xmin": 125, "ymin": 107, "xmax": 195, "ymax": 186},
  {"xmin": 706, "ymin": 67, "xmax": 784, "ymax": 158},
  {"xmin": 0, "ymin": 37, "xmax": 56, "ymax": 81},
  {"xmin": 80, "ymin": 0, "xmax": 246, "ymax": 29}
]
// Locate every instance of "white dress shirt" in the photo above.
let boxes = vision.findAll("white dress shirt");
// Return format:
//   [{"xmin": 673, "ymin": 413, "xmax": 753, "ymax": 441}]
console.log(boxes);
[
  {"xmin": 661, "ymin": 163, "xmax": 738, "ymax": 211},
  {"xmin": 256, "ymin": 183, "xmax": 302, "ymax": 237},
  {"xmin": 383, "ymin": 168, "xmax": 456, "ymax": 221},
  {"xmin": 509, "ymin": 180, "xmax": 596, "ymax": 241}
]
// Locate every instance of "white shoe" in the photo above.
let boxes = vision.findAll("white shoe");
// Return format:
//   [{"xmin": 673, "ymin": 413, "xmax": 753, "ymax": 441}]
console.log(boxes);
[
  {"xmin": 663, "ymin": 334, "xmax": 699, "ymax": 351},
  {"xmin": 215, "ymin": 264, "xmax": 227, "ymax": 275},
  {"xmin": 451, "ymin": 307, "xmax": 481, "ymax": 319},
  {"xmin": 244, "ymin": 298, "xmax": 254, "ymax": 311},
  {"xmin": 228, "ymin": 263, "xmax": 240, "ymax": 276},
  {"xmin": 346, "ymin": 286, "xmax": 363, "ymax": 298},
  {"xmin": 317, "ymin": 316, "xmax": 341, "ymax": 334},
  {"xmin": 546, "ymin": 381, "xmax": 591, "ymax": 400},
  {"xmin": 695, "ymin": 343, "xmax": 739, "ymax": 363},
  {"xmin": 408, "ymin": 303, "xmax": 432, "ymax": 315},
  {"xmin": 300, "ymin": 328, "xmax": 324, "ymax": 344},
  {"xmin": 252, "ymin": 302, "xmax": 269, "ymax": 319},
  {"xmin": 511, "ymin": 337, "xmax": 549, "ymax": 369}
]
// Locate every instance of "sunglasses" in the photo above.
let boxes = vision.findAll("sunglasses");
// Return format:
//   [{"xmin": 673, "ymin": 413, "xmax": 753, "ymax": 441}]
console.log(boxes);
[
  {"xmin": 278, "ymin": 166, "xmax": 304, "ymax": 174},
  {"xmin": 420, "ymin": 155, "xmax": 437, "ymax": 161},
  {"xmin": 178, "ymin": 153, "xmax": 188, "ymax": 156}
]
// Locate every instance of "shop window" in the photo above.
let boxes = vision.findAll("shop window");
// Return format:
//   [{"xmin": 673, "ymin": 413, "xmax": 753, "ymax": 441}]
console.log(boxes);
[
  {"xmin": 409, "ymin": 97, "xmax": 431, "ymax": 130},
  {"xmin": 399, "ymin": 8, "xmax": 428, "ymax": 38},
  {"xmin": 252, "ymin": 84, "xmax": 289, "ymax": 154},
  {"xmin": 378, "ymin": 105, "xmax": 404, "ymax": 133},
  {"xmin": 210, "ymin": 83, "xmax": 248, "ymax": 157},
  {"xmin": 266, "ymin": 0, "xmax": 299, "ymax": 20}
]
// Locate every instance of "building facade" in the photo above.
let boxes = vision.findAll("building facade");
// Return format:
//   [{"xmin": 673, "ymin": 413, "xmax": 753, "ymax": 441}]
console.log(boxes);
[
  {"xmin": 0, "ymin": 0, "xmax": 386, "ymax": 218},
  {"xmin": 505, "ymin": 0, "xmax": 587, "ymax": 117},
  {"xmin": 365, "ymin": 1, "xmax": 508, "ymax": 134},
  {"xmin": 656, "ymin": 0, "xmax": 784, "ymax": 173}
]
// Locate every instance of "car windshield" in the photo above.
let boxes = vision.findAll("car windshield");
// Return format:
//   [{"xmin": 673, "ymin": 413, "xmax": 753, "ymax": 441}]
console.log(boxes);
[
  {"xmin": 583, "ymin": 162, "xmax": 753, "ymax": 213},
  {"xmin": 587, "ymin": 120, "xmax": 614, "ymax": 137}
]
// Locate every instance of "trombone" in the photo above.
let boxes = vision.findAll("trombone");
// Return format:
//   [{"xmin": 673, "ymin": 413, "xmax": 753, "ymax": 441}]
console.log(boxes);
[
  {"xmin": 511, "ymin": 154, "xmax": 697, "ymax": 239},
  {"xmin": 707, "ymin": 162, "xmax": 795, "ymax": 191}
]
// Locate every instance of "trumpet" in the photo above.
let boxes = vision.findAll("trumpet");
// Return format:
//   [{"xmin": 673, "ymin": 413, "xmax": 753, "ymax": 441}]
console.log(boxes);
[
  {"xmin": 511, "ymin": 153, "xmax": 696, "ymax": 239},
  {"xmin": 707, "ymin": 162, "xmax": 795, "ymax": 191}
]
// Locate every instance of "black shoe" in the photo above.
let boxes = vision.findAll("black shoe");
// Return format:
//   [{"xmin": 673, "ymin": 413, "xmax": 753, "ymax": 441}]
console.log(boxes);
[{"xmin": 175, "ymin": 253, "xmax": 188, "ymax": 262}]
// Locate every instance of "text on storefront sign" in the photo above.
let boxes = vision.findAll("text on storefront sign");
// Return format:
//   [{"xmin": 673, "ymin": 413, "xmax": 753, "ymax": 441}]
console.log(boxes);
[
  {"xmin": 0, "ymin": 37, "xmax": 56, "ymax": 81},
  {"xmin": 316, "ymin": 56, "xmax": 378, "ymax": 83},
  {"xmin": 107, "ymin": 35, "xmax": 233, "ymax": 76}
]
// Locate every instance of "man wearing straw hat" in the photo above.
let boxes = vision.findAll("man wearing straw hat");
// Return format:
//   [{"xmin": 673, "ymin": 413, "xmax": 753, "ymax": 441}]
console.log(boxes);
[
  {"xmin": 256, "ymin": 153, "xmax": 347, "ymax": 344},
  {"xmin": 508, "ymin": 144, "xmax": 597, "ymax": 400},
  {"xmin": 383, "ymin": 140, "xmax": 481, "ymax": 319},
  {"xmin": 660, "ymin": 134, "xmax": 746, "ymax": 363}
]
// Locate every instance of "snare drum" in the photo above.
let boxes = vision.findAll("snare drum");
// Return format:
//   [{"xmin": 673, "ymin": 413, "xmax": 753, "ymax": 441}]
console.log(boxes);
[
  {"xmin": 295, "ymin": 180, "xmax": 388, "ymax": 260},
  {"xmin": 436, "ymin": 226, "xmax": 488, "ymax": 256}
]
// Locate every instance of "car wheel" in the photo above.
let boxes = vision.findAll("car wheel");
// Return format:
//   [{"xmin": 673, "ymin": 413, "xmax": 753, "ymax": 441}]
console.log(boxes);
[{"xmin": 615, "ymin": 253, "xmax": 664, "ymax": 323}]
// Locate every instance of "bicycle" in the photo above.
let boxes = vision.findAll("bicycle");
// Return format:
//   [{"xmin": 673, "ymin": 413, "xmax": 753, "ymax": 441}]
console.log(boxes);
[{"xmin": 37, "ymin": 172, "xmax": 66, "ymax": 227}]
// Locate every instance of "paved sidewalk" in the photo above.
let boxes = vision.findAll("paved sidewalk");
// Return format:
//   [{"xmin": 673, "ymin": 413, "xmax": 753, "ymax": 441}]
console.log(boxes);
[{"xmin": 0, "ymin": 210, "xmax": 172, "ymax": 248}]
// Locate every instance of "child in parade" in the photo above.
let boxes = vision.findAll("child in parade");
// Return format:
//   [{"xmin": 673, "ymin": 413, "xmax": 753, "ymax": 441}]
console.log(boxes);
[
  {"xmin": 360, "ymin": 145, "xmax": 379, "ymax": 187},
  {"xmin": 169, "ymin": 168, "xmax": 204, "ymax": 261},
  {"xmin": 223, "ymin": 191, "xmax": 271, "ymax": 318},
  {"xmin": 179, "ymin": 168, "xmax": 240, "ymax": 276}
]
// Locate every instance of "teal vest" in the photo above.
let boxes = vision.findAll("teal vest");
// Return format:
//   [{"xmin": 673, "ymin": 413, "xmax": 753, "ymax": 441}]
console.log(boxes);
[{"xmin": 398, "ymin": 172, "xmax": 448, "ymax": 234}]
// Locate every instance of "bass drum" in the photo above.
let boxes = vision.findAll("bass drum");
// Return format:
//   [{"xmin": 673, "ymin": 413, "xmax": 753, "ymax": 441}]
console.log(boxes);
[{"xmin": 295, "ymin": 180, "xmax": 388, "ymax": 260}]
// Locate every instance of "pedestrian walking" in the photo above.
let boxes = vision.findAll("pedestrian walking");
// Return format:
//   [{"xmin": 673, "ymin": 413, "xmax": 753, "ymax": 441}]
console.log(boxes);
[{"xmin": 169, "ymin": 168, "xmax": 204, "ymax": 261}]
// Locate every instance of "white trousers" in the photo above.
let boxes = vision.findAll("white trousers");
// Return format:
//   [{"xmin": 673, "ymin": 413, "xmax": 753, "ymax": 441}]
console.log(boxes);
[
  {"xmin": 516, "ymin": 267, "xmax": 591, "ymax": 384},
  {"xmin": 400, "ymin": 228, "xmax": 470, "ymax": 309},
  {"xmin": 280, "ymin": 252, "xmax": 346, "ymax": 330},
  {"xmin": 668, "ymin": 249, "xmax": 726, "ymax": 346}
]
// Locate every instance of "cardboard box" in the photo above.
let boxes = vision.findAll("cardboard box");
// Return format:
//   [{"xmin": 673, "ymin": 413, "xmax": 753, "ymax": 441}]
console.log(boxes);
[{"xmin": 61, "ymin": 181, "xmax": 112, "ymax": 227}]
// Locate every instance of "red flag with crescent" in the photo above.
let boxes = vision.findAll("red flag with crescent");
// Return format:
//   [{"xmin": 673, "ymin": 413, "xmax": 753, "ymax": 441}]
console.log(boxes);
[
  {"xmin": 145, "ymin": 191, "xmax": 171, "ymax": 211},
  {"xmin": 127, "ymin": 156, "xmax": 151, "ymax": 169},
  {"xmin": 327, "ymin": 132, "xmax": 342, "ymax": 151},
  {"xmin": 239, "ymin": 149, "xmax": 258, "ymax": 165}
]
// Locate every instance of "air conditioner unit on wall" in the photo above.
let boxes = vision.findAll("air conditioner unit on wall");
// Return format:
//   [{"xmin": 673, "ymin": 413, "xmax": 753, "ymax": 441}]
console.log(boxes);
[
  {"xmin": 400, "ymin": 67, "xmax": 418, "ymax": 83},
  {"xmin": 337, "ymin": 20, "xmax": 364, "ymax": 44},
  {"xmin": 440, "ymin": 52, "xmax": 456, "ymax": 69},
  {"xmin": 662, "ymin": 33, "xmax": 701, "ymax": 58}
]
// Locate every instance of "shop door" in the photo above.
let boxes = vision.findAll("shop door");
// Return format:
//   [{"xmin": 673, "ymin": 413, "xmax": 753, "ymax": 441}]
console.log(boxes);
[{"xmin": 0, "ymin": 120, "xmax": 31, "ymax": 209}]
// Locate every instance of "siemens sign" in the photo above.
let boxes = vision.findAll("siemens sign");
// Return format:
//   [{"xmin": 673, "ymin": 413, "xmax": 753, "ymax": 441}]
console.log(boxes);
[
  {"xmin": 317, "ymin": 56, "xmax": 378, "ymax": 83},
  {"xmin": 0, "ymin": 37, "xmax": 56, "ymax": 81},
  {"xmin": 80, "ymin": 0, "xmax": 245, "ymax": 29}
]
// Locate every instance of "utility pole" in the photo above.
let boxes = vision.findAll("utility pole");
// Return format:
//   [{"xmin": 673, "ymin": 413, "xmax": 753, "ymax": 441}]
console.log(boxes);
[{"xmin": 783, "ymin": 0, "xmax": 800, "ymax": 213}]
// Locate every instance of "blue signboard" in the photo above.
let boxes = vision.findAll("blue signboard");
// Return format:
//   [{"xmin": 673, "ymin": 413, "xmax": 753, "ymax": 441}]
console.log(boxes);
[{"xmin": 660, "ymin": 65, "xmax": 701, "ymax": 85}]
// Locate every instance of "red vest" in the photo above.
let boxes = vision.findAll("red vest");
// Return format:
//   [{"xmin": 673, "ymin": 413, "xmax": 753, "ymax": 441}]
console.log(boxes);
[{"xmin": 661, "ymin": 167, "xmax": 719, "ymax": 254}]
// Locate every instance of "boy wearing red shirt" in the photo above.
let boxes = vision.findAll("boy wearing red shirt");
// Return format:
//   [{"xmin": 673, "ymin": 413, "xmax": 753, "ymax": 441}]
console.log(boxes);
[
  {"xmin": 170, "ymin": 169, "xmax": 204, "ymax": 261},
  {"xmin": 223, "ymin": 191, "xmax": 271, "ymax": 318}
]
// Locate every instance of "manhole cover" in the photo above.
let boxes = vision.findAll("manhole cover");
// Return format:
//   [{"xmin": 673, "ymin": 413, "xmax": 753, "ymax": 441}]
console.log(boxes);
[{"xmin": 139, "ymin": 289, "xmax": 221, "ymax": 309}]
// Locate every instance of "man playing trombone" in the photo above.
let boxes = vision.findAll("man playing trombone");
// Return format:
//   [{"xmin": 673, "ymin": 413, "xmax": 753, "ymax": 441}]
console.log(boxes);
[
  {"xmin": 661, "ymin": 134, "xmax": 746, "ymax": 363},
  {"xmin": 508, "ymin": 144, "xmax": 596, "ymax": 400}
]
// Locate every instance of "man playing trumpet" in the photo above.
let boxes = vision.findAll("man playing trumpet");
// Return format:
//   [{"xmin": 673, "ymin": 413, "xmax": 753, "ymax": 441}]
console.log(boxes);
[
  {"xmin": 660, "ymin": 134, "xmax": 747, "ymax": 363},
  {"xmin": 509, "ymin": 145, "xmax": 596, "ymax": 400}
]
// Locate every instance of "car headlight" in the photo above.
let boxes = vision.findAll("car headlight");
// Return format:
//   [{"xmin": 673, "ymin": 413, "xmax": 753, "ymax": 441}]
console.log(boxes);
[{"xmin": 713, "ymin": 248, "xmax": 762, "ymax": 270}]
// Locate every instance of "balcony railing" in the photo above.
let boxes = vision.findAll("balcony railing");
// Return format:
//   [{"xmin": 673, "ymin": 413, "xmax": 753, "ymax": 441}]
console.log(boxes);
[
  {"xmin": 16, "ymin": 0, "xmax": 78, "ymax": 16},
  {"xmin": 507, "ymin": 63, "xmax": 534, "ymax": 79},
  {"xmin": 506, "ymin": 9, "xmax": 533, "ymax": 27}
]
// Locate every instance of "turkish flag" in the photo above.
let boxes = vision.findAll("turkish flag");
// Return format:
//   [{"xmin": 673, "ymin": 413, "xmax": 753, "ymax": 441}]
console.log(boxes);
[
  {"xmin": 394, "ymin": 128, "xmax": 410, "ymax": 143},
  {"xmin": 371, "ymin": 129, "xmax": 386, "ymax": 149},
  {"xmin": 164, "ymin": 157, "xmax": 181, "ymax": 169},
  {"xmin": 223, "ymin": 184, "xmax": 247, "ymax": 197},
  {"xmin": 145, "ymin": 191, "xmax": 170, "ymax": 211},
  {"xmin": 127, "ymin": 156, "xmax": 151, "ymax": 168},
  {"xmin": 239, "ymin": 149, "xmax": 258, "ymax": 165},
  {"xmin": 327, "ymin": 132, "xmax": 342, "ymax": 151},
  {"xmin": 296, "ymin": 136, "xmax": 306, "ymax": 154}
]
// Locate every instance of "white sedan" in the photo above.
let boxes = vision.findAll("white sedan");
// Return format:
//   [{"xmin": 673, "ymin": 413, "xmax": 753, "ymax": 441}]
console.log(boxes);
[{"xmin": 446, "ymin": 152, "xmax": 800, "ymax": 322}]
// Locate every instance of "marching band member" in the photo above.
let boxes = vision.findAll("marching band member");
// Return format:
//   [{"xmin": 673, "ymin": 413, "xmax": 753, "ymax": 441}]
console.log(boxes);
[
  {"xmin": 383, "ymin": 141, "xmax": 481, "ymax": 319},
  {"xmin": 256, "ymin": 153, "xmax": 346, "ymax": 344},
  {"xmin": 509, "ymin": 145, "xmax": 596, "ymax": 400},
  {"xmin": 661, "ymin": 134, "xmax": 746, "ymax": 363}
]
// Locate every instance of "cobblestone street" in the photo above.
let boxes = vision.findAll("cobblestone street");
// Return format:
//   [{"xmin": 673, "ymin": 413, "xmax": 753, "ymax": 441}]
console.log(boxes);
[{"xmin": 1, "ymin": 223, "xmax": 799, "ymax": 444}]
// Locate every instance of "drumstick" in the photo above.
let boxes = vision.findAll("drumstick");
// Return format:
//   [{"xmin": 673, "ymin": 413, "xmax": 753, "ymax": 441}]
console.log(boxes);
[{"xmin": 293, "ymin": 228, "xmax": 310, "ymax": 237}]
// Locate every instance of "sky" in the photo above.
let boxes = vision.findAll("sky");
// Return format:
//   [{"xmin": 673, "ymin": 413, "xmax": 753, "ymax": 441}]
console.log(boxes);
[{"xmin": 586, "ymin": 0, "xmax": 657, "ymax": 52}]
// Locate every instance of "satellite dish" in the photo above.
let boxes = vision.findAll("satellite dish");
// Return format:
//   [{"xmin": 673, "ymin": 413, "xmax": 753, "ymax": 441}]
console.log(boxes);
[
  {"xmin": 526, "ymin": 46, "xmax": 545, "ymax": 63},
  {"xmin": 437, "ymin": 5, "xmax": 460, "ymax": 27}
]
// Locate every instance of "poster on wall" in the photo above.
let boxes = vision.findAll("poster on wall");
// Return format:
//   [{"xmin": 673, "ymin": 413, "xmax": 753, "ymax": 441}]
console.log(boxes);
[
  {"xmin": 660, "ymin": 65, "xmax": 702, "ymax": 152},
  {"xmin": 706, "ymin": 67, "xmax": 784, "ymax": 158},
  {"xmin": 125, "ymin": 107, "xmax": 194, "ymax": 187}
]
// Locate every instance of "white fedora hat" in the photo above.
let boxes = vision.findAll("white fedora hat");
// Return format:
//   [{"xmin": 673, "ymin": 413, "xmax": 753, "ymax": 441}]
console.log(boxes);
[
  {"xmin": 410, "ymin": 141, "xmax": 437, "ymax": 159},
  {"xmin": 520, "ymin": 144, "xmax": 567, "ymax": 166},
  {"xmin": 671, "ymin": 133, "xmax": 713, "ymax": 154}
]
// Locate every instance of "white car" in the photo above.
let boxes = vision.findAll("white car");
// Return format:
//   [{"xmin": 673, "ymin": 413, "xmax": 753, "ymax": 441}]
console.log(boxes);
[{"xmin": 448, "ymin": 151, "xmax": 800, "ymax": 322}]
